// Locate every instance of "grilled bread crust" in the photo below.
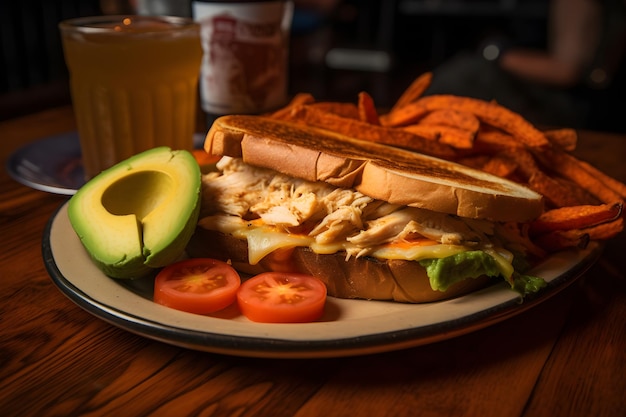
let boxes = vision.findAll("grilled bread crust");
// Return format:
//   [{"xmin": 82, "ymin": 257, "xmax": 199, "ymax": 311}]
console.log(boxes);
[{"xmin": 205, "ymin": 115, "xmax": 544, "ymax": 222}]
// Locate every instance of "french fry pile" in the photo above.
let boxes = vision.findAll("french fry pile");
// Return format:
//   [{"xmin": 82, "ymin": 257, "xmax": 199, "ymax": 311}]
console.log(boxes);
[{"xmin": 268, "ymin": 72, "xmax": 626, "ymax": 253}]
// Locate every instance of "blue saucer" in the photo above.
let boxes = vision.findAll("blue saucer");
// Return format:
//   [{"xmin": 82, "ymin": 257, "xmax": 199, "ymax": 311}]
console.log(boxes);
[{"xmin": 6, "ymin": 132, "xmax": 206, "ymax": 195}]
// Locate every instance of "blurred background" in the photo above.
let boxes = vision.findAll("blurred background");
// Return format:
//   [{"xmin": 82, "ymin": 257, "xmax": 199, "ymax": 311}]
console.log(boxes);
[{"xmin": 1, "ymin": 0, "xmax": 625, "ymax": 132}]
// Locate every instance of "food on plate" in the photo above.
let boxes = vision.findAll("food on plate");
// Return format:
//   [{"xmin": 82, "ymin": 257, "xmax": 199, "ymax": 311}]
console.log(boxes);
[
  {"xmin": 357, "ymin": 91, "xmax": 381, "ymax": 125},
  {"xmin": 191, "ymin": 148, "xmax": 221, "ymax": 173},
  {"xmin": 382, "ymin": 94, "xmax": 550, "ymax": 148},
  {"xmin": 237, "ymin": 272, "xmax": 327, "ymax": 323},
  {"xmin": 68, "ymin": 147, "xmax": 201, "ymax": 278},
  {"xmin": 528, "ymin": 203, "xmax": 623, "ymax": 236},
  {"xmin": 153, "ymin": 258, "xmax": 327, "ymax": 321},
  {"xmin": 389, "ymin": 71, "xmax": 433, "ymax": 113},
  {"xmin": 186, "ymin": 114, "xmax": 549, "ymax": 303},
  {"xmin": 154, "ymin": 258, "xmax": 241, "ymax": 314},
  {"xmin": 286, "ymin": 104, "xmax": 458, "ymax": 159},
  {"xmin": 272, "ymin": 72, "xmax": 625, "ymax": 254},
  {"xmin": 65, "ymin": 70, "xmax": 626, "ymax": 315}
]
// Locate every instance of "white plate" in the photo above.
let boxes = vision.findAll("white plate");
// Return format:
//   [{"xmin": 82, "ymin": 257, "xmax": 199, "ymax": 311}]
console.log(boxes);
[
  {"xmin": 6, "ymin": 132, "xmax": 206, "ymax": 195},
  {"xmin": 43, "ymin": 202, "xmax": 602, "ymax": 358}
]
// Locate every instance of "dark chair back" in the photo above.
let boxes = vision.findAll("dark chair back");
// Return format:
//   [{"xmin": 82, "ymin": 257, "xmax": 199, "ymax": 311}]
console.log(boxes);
[{"xmin": 0, "ymin": 0, "xmax": 102, "ymax": 120}]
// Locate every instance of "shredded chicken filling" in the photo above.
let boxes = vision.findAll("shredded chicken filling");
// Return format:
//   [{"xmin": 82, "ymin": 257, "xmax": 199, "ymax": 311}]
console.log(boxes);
[{"xmin": 200, "ymin": 157, "xmax": 534, "ymax": 258}]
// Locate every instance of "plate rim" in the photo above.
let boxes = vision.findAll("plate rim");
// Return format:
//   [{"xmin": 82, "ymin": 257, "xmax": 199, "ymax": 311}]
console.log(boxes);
[
  {"xmin": 42, "ymin": 202, "xmax": 602, "ymax": 358},
  {"xmin": 6, "ymin": 132, "xmax": 207, "ymax": 196},
  {"xmin": 5, "ymin": 131, "xmax": 82, "ymax": 195}
]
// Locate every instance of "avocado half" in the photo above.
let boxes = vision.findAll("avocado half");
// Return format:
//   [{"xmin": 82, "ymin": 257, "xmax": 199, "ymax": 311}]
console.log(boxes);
[{"xmin": 68, "ymin": 147, "xmax": 201, "ymax": 279}]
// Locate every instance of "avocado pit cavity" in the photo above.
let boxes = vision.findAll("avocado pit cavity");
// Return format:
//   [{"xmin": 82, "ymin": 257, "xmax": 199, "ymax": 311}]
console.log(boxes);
[{"xmin": 102, "ymin": 170, "xmax": 174, "ymax": 220}]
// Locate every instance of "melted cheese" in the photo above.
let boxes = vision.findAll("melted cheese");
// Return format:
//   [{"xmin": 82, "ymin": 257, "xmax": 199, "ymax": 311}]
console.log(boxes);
[
  {"xmin": 203, "ymin": 217, "xmax": 514, "ymax": 279},
  {"xmin": 371, "ymin": 244, "xmax": 468, "ymax": 261},
  {"xmin": 483, "ymin": 247, "xmax": 515, "ymax": 279},
  {"xmin": 239, "ymin": 227, "xmax": 312, "ymax": 265}
]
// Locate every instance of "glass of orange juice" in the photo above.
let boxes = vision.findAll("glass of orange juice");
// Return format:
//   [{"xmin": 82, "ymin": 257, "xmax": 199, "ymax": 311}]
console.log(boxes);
[{"xmin": 59, "ymin": 15, "xmax": 203, "ymax": 179}]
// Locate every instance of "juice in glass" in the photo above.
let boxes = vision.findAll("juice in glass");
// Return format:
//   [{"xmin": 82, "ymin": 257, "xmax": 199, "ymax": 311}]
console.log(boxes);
[{"xmin": 59, "ymin": 16, "xmax": 203, "ymax": 178}]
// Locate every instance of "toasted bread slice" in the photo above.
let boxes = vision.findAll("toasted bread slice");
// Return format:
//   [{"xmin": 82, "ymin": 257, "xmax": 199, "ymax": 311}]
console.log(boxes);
[{"xmin": 205, "ymin": 115, "xmax": 544, "ymax": 222}]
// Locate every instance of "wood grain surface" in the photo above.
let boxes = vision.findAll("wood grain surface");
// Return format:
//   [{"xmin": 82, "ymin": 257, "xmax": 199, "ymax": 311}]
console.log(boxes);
[{"xmin": 1, "ymin": 107, "xmax": 624, "ymax": 417}]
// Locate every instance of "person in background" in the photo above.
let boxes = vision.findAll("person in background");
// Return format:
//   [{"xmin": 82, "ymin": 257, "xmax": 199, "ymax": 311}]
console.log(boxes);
[{"xmin": 425, "ymin": 0, "xmax": 626, "ymax": 132}]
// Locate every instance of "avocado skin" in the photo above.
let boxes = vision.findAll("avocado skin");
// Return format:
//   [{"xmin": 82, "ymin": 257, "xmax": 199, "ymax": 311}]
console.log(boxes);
[
  {"xmin": 68, "ymin": 147, "xmax": 201, "ymax": 279},
  {"xmin": 92, "ymin": 252, "xmax": 152, "ymax": 280}
]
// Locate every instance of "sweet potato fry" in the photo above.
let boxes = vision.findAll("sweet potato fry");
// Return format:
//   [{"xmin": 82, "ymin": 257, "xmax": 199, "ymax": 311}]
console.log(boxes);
[
  {"xmin": 529, "ymin": 202, "xmax": 623, "ymax": 235},
  {"xmin": 550, "ymin": 176, "xmax": 601, "ymax": 206},
  {"xmin": 269, "ymin": 92, "xmax": 315, "ymax": 120},
  {"xmin": 492, "ymin": 148, "xmax": 595, "ymax": 206},
  {"xmin": 381, "ymin": 101, "xmax": 430, "ymax": 127},
  {"xmin": 534, "ymin": 229, "xmax": 590, "ymax": 252},
  {"xmin": 401, "ymin": 124, "xmax": 439, "ymax": 141},
  {"xmin": 415, "ymin": 94, "xmax": 550, "ymax": 147},
  {"xmin": 456, "ymin": 155, "xmax": 491, "ymax": 170},
  {"xmin": 390, "ymin": 71, "xmax": 433, "ymax": 112},
  {"xmin": 290, "ymin": 104, "xmax": 458, "ymax": 159},
  {"xmin": 357, "ymin": 91, "xmax": 381, "ymax": 125},
  {"xmin": 582, "ymin": 217, "xmax": 625, "ymax": 240},
  {"xmin": 543, "ymin": 128, "xmax": 577, "ymax": 151},
  {"xmin": 436, "ymin": 126, "xmax": 476, "ymax": 149},
  {"xmin": 404, "ymin": 124, "xmax": 475, "ymax": 149},
  {"xmin": 309, "ymin": 101, "xmax": 360, "ymax": 119},
  {"xmin": 472, "ymin": 128, "xmax": 524, "ymax": 155},
  {"xmin": 528, "ymin": 171, "xmax": 594, "ymax": 208},
  {"xmin": 574, "ymin": 153, "xmax": 626, "ymax": 200},
  {"xmin": 418, "ymin": 109, "xmax": 480, "ymax": 133},
  {"xmin": 499, "ymin": 148, "xmax": 540, "ymax": 179},
  {"xmin": 532, "ymin": 147, "xmax": 626, "ymax": 204},
  {"xmin": 480, "ymin": 154, "xmax": 518, "ymax": 178},
  {"xmin": 385, "ymin": 95, "xmax": 550, "ymax": 148},
  {"xmin": 535, "ymin": 217, "xmax": 624, "ymax": 251}
]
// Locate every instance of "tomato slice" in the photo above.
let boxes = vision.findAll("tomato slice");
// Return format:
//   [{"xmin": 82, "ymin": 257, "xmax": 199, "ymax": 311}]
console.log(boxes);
[
  {"xmin": 237, "ymin": 272, "xmax": 327, "ymax": 323},
  {"xmin": 191, "ymin": 149, "xmax": 221, "ymax": 167},
  {"xmin": 154, "ymin": 258, "xmax": 241, "ymax": 315}
]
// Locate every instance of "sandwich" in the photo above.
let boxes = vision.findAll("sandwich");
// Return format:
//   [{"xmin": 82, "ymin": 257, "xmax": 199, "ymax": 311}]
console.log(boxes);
[{"xmin": 186, "ymin": 114, "xmax": 548, "ymax": 303}]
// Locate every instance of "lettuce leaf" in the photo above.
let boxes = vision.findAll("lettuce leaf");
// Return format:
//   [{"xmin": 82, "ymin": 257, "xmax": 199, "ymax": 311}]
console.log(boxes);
[
  {"xmin": 419, "ymin": 251, "xmax": 546, "ymax": 297},
  {"xmin": 419, "ymin": 251, "xmax": 501, "ymax": 292}
]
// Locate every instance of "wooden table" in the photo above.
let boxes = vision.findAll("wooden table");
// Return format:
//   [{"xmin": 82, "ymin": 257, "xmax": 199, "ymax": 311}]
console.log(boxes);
[{"xmin": 1, "ymin": 106, "xmax": 625, "ymax": 417}]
